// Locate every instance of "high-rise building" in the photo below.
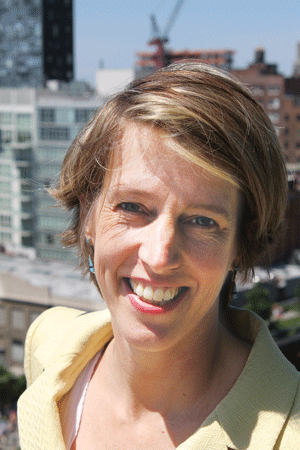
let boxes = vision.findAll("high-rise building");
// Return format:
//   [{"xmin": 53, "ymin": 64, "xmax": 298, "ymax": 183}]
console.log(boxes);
[
  {"xmin": 0, "ymin": 0, "xmax": 74, "ymax": 88},
  {"xmin": 35, "ymin": 82, "xmax": 103, "ymax": 260},
  {"xmin": 0, "ymin": 82, "xmax": 104, "ymax": 260},
  {"xmin": 0, "ymin": 88, "xmax": 36, "ymax": 250}
]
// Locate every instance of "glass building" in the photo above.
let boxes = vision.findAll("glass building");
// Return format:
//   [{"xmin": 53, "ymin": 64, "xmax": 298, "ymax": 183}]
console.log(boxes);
[
  {"xmin": 0, "ymin": 83, "xmax": 104, "ymax": 260},
  {"xmin": 0, "ymin": 0, "xmax": 73, "ymax": 88}
]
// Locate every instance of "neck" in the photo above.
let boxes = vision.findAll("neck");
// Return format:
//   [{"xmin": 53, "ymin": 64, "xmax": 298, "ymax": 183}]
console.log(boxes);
[{"xmin": 99, "ymin": 315, "xmax": 241, "ymax": 419}]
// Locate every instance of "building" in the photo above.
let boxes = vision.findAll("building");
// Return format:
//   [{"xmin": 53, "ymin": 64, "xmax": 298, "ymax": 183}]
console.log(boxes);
[
  {"xmin": 0, "ymin": 82, "xmax": 104, "ymax": 260},
  {"xmin": 233, "ymin": 46, "xmax": 300, "ymax": 164},
  {"xmin": 0, "ymin": 0, "xmax": 74, "ymax": 88},
  {"xmin": 0, "ymin": 88, "xmax": 36, "ymax": 251},
  {"xmin": 135, "ymin": 48, "xmax": 235, "ymax": 79},
  {"xmin": 35, "ymin": 82, "xmax": 103, "ymax": 260},
  {"xmin": 233, "ymin": 48, "xmax": 285, "ymax": 144},
  {"xmin": 0, "ymin": 253, "xmax": 102, "ymax": 374}
]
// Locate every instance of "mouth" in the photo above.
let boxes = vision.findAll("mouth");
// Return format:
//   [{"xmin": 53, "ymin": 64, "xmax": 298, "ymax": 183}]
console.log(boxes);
[{"xmin": 125, "ymin": 278, "xmax": 188, "ymax": 306}]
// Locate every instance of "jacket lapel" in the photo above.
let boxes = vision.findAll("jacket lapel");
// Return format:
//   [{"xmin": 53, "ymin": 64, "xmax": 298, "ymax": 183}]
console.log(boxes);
[{"xmin": 18, "ymin": 308, "xmax": 113, "ymax": 450}]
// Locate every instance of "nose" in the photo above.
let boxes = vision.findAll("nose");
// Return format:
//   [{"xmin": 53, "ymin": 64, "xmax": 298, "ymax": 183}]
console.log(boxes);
[{"xmin": 138, "ymin": 215, "xmax": 181, "ymax": 273}]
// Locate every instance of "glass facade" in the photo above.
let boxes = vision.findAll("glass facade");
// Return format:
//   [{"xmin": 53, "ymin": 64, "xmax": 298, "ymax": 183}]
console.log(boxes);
[
  {"xmin": 0, "ymin": 0, "xmax": 43, "ymax": 87},
  {"xmin": 0, "ymin": 0, "xmax": 74, "ymax": 87},
  {"xmin": 35, "ymin": 100, "xmax": 99, "ymax": 261}
]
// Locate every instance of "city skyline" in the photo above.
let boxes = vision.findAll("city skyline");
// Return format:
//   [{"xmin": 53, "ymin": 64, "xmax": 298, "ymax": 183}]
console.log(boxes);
[{"xmin": 75, "ymin": 0, "xmax": 300, "ymax": 86}]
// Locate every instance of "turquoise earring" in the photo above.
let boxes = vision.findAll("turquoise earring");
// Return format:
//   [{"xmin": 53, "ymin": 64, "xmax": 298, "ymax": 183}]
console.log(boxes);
[
  {"xmin": 88, "ymin": 256, "xmax": 95, "ymax": 274},
  {"xmin": 86, "ymin": 238, "xmax": 95, "ymax": 274}
]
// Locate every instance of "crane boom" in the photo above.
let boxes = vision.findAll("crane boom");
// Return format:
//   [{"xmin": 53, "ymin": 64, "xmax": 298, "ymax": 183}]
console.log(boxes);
[
  {"xmin": 163, "ymin": 0, "xmax": 185, "ymax": 39},
  {"xmin": 147, "ymin": 0, "xmax": 186, "ymax": 69}
]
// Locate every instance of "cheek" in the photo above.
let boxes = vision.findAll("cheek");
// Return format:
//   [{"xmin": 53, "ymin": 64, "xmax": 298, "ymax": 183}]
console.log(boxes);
[{"xmin": 187, "ymin": 237, "xmax": 236, "ymax": 271}]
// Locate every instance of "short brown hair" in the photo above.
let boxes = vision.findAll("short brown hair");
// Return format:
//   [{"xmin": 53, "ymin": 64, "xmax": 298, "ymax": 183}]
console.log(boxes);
[{"xmin": 52, "ymin": 62, "xmax": 287, "ymax": 281}]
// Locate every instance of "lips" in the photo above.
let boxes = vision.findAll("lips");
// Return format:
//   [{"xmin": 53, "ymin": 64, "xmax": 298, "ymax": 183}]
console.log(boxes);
[{"xmin": 126, "ymin": 278, "xmax": 187, "ymax": 306}]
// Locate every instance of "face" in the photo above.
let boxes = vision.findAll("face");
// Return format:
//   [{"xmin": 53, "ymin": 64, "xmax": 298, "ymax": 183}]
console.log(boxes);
[{"xmin": 86, "ymin": 123, "xmax": 240, "ymax": 351}]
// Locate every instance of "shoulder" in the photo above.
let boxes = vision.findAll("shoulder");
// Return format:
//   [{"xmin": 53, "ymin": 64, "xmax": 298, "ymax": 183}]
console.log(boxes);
[{"xmin": 24, "ymin": 306, "xmax": 111, "ymax": 386}]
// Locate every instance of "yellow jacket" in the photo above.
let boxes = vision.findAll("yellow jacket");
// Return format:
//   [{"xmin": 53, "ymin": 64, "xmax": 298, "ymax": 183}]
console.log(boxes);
[{"xmin": 18, "ymin": 306, "xmax": 300, "ymax": 449}]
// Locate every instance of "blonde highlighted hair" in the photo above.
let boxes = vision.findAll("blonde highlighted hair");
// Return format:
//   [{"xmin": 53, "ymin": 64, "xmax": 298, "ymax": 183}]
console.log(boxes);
[{"xmin": 52, "ymin": 62, "xmax": 287, "ymax": 280}]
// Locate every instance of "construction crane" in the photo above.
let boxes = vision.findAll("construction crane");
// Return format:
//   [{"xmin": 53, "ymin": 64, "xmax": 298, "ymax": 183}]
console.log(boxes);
[{"xmin": 148, "ymin": 0, "xmax": 185, "ymax": 68}]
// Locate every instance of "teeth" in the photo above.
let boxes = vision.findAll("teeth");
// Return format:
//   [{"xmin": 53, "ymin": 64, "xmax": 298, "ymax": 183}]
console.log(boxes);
[
  {"xmin": 164, "ymin": 289, "xmax": 172, "ymax": 301},
  {"xmin": 129, "ymin": 280, "xmax": 180, "ymax": 304},
  {"xmin": 153, "ymin": 289, "xmax": 164, "ymax": 302},
  {"xmin": 143, "ymin": 286, "xmax": 154, "ymax": 300}
]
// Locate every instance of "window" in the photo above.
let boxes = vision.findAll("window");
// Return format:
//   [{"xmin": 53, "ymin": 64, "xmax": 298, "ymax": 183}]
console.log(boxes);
[
  {"xmin": 268, "ymin": 113, "xmax": 280, "ymax": 124},
  {"xmin": 22, "ymin": 236, "xmax": 33, "ymax": 247},
  {"xmin": 0, "ymin": 129, "xmax": 12, "ymax": 143},
  {"xmin": 285, "ymin": 114, "xmax": 289, "ymax": 121},
  {"xmin": 284, "ymin": 128, "xmax": 289, "ymax": 135},
  {"xmin": 296, "ymin": 142, "xmax": 300, "ymax": 149},
  {"xmin": 39, "ymin": 108, "xmax": 55, "ymax": 123},
  {"xmin": 30, "ymin": 312, "xmax": 40, "ymax": 324},
  {"xmin": 267, "ymin": 85, "xmax": 280, "ymax": 95},
  {"xmin": 56, "ymin": 108, "xmax": 74, "ymax": 124},
  {"xmin": 0, "ymin": 232, "xmax": 11, "ymax": 241},
  {"xmin": 43, "ymin": 179, "xmax": 51, "ymax": 188},
  {"xmin": 0, "ymin": 164, "xmax": 10, "ymax": 176},
  {"xmin": 39, "ymin": 127, "xmax": 70, "ymax": 141},
  {"xmin": 46, "ymin": 234, "xmax": 54, "ymax": 244},
  {"xmin": 75, "ymin": 109, "xmax": 94, "ymax": 123},
  {"xmin": 11, "ymin": 339, "xmax": 24, "ymax": 363},
  {"xmin": 0, "ymin": 181, "xmax": 10, "ymax": 193},
  {"xmin": 19, "ymin": 166, "xmax": 32, "ymax": 178},
  {"xmin": 17, "ymin": 130, "xmax": 32, "ymax": 143},
  {"xmin": 251, "ymin": 85, "xmax": 264, "ymax": 96},
  {"xmin": 17, "ymin": 113, "xmax": 32, "ymax": 128},
  {"xmin": 22, "ymin": 218, "xmax": 32, "ymax": 231},
  {"xmin": 0, "ymin": 198, "xmax": 10, "ymax": 211},
  {"xmin": 267, "ymin": 98, "xmax": 280, "ymax": 110},
  {"xmin": 0, "ymin": 112, "xmax": 11, "ymax": 125},
  {"xmin": 284, "ymin": 142, "xmax": 289, "ymax": 149},
  {"xmin": 0, "ymin": 215, "xmax": 11, "ymax": 228},
  {"xmin": 11, "ymin": 309, "xmax": 25, "ymax": 330},
  {"xmin": 21, "ymin": 201, "xmax": 32, "ymax": 213}
]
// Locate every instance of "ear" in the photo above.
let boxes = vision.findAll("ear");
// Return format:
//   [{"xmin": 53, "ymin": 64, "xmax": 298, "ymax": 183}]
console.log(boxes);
[{"xmin": 85, "ymin": 216, "xmax": 95, "ymax": 245}]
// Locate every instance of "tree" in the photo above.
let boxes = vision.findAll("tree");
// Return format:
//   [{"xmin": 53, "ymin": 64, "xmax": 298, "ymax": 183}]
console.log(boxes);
[
  {"xmin": 294, "ymin": 280, "xmax": 300, "ymax": 299},
  {"xmin": 0, "ymin": 365, "xmax": 26, "ymax": 410},
  {"xmin": 245, "ymin": 283, "xmax": 272, "ymax": 320}
]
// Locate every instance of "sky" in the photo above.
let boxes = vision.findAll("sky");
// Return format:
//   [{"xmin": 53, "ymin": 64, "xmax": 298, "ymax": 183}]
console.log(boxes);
[{"xmin": 74, "ymin": 0, "xmax": 300, "ymax": 86}]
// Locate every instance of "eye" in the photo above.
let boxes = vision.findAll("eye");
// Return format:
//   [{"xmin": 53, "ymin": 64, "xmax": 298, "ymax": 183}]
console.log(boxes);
[
  {"xmin": 190, "ymin": 216, "xmax": 217, "ymax": 228},
  {"xmin": 119, "ymin": 202, "xmax": 143, "ymax": 213}
]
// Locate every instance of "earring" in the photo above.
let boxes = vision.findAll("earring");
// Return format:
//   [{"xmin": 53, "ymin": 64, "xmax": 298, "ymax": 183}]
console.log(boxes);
[
  {"xmin": 220, "ymin": 266, "xmax": 238, "ymax": 311},
  {"xmin": 88, "ymin": 255, "xmax": 95, "ymax": 274},
  {"xmin": 86, "ymin": 238, "xmax": 95, "ymax": 274},
  {"xmin": 229, "ymin": 266, "xmax": 238, "ymax": 305}
]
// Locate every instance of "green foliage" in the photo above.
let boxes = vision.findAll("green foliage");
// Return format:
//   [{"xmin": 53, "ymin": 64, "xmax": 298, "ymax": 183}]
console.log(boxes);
[
  {"xmin": 294, "ymin": 281, "xmax": 300, "ymax": 299},
  {"xmin": 0, "ymin": 365, "xmax": 26, "ymax": 409},
  {"xmin": 245, "ymin": 283, "xmax": 272, "ymax": 320}
]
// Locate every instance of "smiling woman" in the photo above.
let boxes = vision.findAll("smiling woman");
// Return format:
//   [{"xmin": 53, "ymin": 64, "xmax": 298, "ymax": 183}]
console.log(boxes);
[{"xmin": 18, "ymin": 63, "xmax": 300, "ymax": 450}]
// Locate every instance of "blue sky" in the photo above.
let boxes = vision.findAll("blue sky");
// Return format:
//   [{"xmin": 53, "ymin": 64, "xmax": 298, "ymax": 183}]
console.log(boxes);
[{"xmin": 75, "ymin": 0, "xmax": 300, "ymax": 85}]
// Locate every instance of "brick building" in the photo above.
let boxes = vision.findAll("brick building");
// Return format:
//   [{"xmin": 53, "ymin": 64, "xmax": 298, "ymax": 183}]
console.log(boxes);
[{"xmin": 233, "ymin": 47, "xmax": 300, "ymax": 164}]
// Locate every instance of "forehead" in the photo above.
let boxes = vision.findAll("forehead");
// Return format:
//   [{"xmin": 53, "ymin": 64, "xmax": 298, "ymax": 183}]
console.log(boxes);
[{"xmin": 102, "ymin": 123, "xmax": 239, "ymax": 211}]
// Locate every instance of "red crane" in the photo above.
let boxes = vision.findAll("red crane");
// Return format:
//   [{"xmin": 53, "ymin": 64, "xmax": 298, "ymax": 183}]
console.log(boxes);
[{"xmin": 148, "ymin": 0, "xmax": 185, "ymax": 68}]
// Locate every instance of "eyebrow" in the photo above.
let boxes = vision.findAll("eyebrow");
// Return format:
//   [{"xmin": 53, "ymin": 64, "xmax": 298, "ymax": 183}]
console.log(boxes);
[{"xmin": 106, "ymin": 184, "xmax": 233, "ymax": 220}]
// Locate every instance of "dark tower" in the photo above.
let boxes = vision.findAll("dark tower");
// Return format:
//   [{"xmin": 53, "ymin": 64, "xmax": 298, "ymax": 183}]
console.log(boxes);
[{"xmin": 42, "ymin": 0, "xmax": 74, "ymax": 83}]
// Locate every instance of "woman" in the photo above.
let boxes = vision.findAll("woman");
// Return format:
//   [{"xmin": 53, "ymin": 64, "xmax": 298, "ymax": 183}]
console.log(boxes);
[{"xmin": 18, "ymin": 63, "xmax": 300, "ymax": 449}]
